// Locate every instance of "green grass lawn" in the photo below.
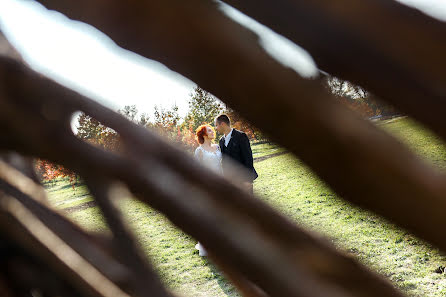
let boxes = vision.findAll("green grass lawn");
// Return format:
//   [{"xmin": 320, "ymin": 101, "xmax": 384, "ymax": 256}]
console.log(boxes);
[
  {"xmin": 251, "ymin": 142, "xmax": 285, "ymax": 159},
  {"xmin": 46, "ymin": 117, "xmax": 446, "ymax": 297}
]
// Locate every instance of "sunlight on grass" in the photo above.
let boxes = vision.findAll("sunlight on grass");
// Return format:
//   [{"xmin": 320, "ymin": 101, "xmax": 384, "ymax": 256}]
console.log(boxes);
[
  {"xmin": 251, "ymin": 142, "xmax": 284, "ymax": 159},
  {"xmin": 46, "ymin": 117, "xmax": 446, "ymax": 297},
  {"xmin": 379, "ymin": 117, "xmax": 446, "ymax": 171}
]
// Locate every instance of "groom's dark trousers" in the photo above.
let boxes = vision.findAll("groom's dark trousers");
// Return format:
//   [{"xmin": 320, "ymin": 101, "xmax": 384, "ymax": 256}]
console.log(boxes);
[{"xmin": 219, "ymin": 129, "xmax": 258, "ymax": 193}]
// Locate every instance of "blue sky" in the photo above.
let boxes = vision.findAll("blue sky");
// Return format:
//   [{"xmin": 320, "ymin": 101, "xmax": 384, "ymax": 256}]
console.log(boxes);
[{"xmin": 0, "ymin": 0, "xmax": 444, "ymax": 118}]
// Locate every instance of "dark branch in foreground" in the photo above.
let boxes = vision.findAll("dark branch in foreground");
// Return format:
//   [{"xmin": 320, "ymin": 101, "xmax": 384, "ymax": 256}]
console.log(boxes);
[
  {"xmin": 33, "ymin": 0, "xmax": 446, "ymax": 264},
  {"xmin": 1, "ymin": 33, "xmax": 405, "ymax": 296},
  {"xmin": 220, "ymin": 0, "xmax": 446, "ymax": 141},
  {"xmin": 3, "ymin": 0, "xmax": 446, "ymax": 295}
]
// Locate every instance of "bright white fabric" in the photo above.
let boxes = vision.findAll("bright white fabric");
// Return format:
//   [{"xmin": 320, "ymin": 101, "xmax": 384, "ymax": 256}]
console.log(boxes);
[
  {"xmin": 194, "ymin": 144, "xmax": 223, "ymax": 256},
  {"xmin": 194, "ymin": 145, "xmax": 223, "ymax": 175},
  {"xmin": 195, "ymin": 242, "xmax": 207, "ymax": 256}
]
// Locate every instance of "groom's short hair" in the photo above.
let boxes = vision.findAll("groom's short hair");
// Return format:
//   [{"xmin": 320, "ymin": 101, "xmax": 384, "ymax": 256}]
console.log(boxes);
[{"xmin": 215, "ymin": 114, "xmax": 231, "ymax": 126}]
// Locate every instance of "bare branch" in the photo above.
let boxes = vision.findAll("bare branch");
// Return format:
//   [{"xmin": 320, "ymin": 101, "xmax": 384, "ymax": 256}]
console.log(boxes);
[
  {"xmin": 0, "ymin": 53, "xmax": 406, "ymax": 296},
  {"xmin": 29, "ymin": 0, "xmax": 446, "ymax": 259},
  {"xmin": 219, "ymin": 0, "xmax": 446, "ymax": 140},
  {"xmin": 0, "ymin": 191, "xmax": 131, "ymax": 297},
  {"xmin": 0, "ymin": 160, "xmax": 139, "ymax": 296},
  {"xmin": 84, "ymin": 178, "xmax": 173, "ymax": 297},
  {"xmin": 2, "ymin": 1, "xmax": 445, "ymax": 296}
]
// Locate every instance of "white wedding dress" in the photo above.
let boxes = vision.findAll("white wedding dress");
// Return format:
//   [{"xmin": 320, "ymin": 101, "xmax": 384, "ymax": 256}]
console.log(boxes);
[
  {"xmin": 194, "ymin": 144, "xmax": 223, "ymax": 175},
  {"xmin": 193, "ymin": 144, "xmax": 223, "ymax": 256}
]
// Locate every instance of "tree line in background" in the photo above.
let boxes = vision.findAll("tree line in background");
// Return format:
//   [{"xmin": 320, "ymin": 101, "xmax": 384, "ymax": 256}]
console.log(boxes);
[
  {"xmin": 323, "ymin": 75, "xmax": 399, "ymax": 118},
  {"xmin": 36, "ymin": 78, "xmax": 400, "ymax": 185},
  {"xmin": 35, "ymin": 86, "xmax": 265, "ymax": 185}
]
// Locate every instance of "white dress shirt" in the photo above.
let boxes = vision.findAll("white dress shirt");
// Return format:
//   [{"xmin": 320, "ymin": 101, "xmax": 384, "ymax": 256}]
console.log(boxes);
[{"xmin": 224, "ymin": 128, "xmax": 234, "ymax": 147}]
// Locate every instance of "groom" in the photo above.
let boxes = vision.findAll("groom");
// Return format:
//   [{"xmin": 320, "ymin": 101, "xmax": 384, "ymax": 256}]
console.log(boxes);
[{"xmin": 215, "ymin": 114, "xmax": 258, "ymax": 193}]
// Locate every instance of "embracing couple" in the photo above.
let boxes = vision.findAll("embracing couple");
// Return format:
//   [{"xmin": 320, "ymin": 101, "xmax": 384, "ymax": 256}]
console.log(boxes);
[{"xmin": 194, "ymin": 114, "xmax": 258, "ymax": 256}]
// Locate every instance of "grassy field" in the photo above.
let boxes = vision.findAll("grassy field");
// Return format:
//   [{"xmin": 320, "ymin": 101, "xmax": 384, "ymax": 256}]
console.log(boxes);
[
  {"xmin": 251, "ymin": 141, "xmax": 286, "ymax": 159},
  {"xmin": 46, "ymin": 118, "xmax": 446, "ymax": 297}
]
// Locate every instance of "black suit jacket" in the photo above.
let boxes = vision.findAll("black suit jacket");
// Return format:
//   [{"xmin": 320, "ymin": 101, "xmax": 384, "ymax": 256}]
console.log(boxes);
[{"xmin": 219, "ymin": 129, "xmax": 258, "ymax": 182}]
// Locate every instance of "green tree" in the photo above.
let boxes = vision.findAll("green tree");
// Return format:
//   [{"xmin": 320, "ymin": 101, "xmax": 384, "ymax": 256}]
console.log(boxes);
[
  {"xmin": 119, "ymin": 105, "xmax": 138, "ymax": 121},
  {"xmin": 153, "ymin": 104, "xmax": 180, "ymax": 129},
  {"xmin": 325, "ymin": 76, "xmax": 367, "ymax": 99},
  {"xmin": 152, "ymin": 104, "xmax": 182, "ymax": 143},
  {"xmin": 323, "ymin": 75, "xmax": 399, "ymax": 117},
  {"xmin": 76, "ymin": 105, "xmax": 149, "ymax": 150},
  {"xmin": 184, "ymin": 86, "xmax": 224, "ymax": 131},
  {"xmin": 118, "ymin": 105, "xmax": 150, "ymax": 126},
  {"xmin": 76, "ymin": 112, "xmax": 108, "ymax": 141},
  {"xmin": 184, "ymin": 86, "xmax": 264, "ymax": 141},
  {"xmin": 224, "ymin": 106, "xmax": 265, "ymax": 141},
  {"xmin": 41, "ymin": 105, "xmax": 150, "ymax": 187}
]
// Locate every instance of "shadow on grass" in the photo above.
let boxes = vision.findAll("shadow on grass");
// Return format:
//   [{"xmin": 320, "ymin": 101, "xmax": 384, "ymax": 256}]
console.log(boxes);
[
  {"xmin": 58, "ymin": 181, "xmax": 85, "ymax": 190},
  {"xmin": 64, "ymin": 201, "xmax": 97, "ymax": 213}
]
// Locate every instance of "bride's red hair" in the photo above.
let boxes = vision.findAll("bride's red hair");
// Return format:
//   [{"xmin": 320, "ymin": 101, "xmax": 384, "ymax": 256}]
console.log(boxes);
[{"xmin": 195, "ymin": 124, "xmax": 214, "ymax": 144}]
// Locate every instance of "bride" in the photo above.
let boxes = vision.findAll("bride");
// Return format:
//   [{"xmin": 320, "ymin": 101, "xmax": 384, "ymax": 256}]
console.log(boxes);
[
  {"xmin": 194, "ymin": 124, "xmax": 222, "ymax": 174},
  {"xmin": 193, "ymin": 124, "xmax": 222, "ymax": 256}
]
